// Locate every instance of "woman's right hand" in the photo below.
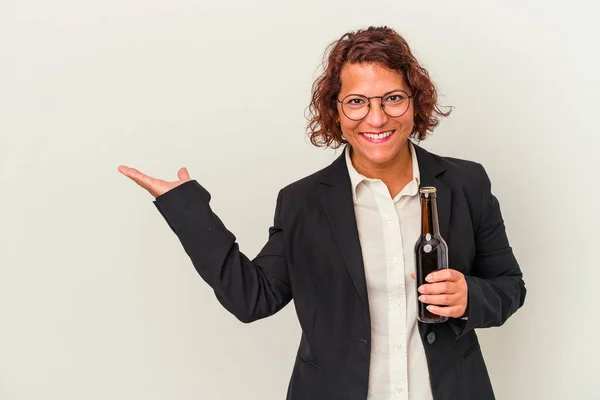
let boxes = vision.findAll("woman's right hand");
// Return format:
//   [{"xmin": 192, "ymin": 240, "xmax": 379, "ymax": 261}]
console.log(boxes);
[{"xmin": 117, "ymin": 165, "xmax": 192, "ymax": 198}]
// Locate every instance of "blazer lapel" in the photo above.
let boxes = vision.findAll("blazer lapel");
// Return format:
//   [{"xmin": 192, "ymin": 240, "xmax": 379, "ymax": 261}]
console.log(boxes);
[
  {"xmin": 413, "ymin": 143, "xmax": 451, "ymax": 243},
  {"xmin": 413, "ymin": 143, "xmax": 465, "ymax": 337},
  {"xmin": 319, "ymin": 152, "xmax": 370, "ymax": 310}
]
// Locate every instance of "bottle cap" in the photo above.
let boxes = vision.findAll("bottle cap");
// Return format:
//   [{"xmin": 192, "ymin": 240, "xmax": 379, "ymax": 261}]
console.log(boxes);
[{"xmin": 419, "ymin": 187, "xmax": 437, "ymax": 194}]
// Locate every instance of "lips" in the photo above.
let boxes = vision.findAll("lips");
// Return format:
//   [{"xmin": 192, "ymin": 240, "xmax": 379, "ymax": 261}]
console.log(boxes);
[{"xmin": 360, "ymin": 130, "xmax": 395, "ymax": 143}]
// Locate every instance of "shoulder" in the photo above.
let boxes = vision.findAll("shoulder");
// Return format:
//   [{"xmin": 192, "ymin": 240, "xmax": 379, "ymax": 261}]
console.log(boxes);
[
  {"xmin": 274, "ymin": 153, "xmax": 346, "ymax": 218},
  {"xmin": 433, "ymin": 153, "xmax": 485, "ymax": 179},
  {"xmin": 280, "ymin": 168, "xmax": 328, "ymax": 197},
  {"xmin": 279, "ymin": 150, "xmax": 347, "ymax": 196},
  {"xmin": 418, "ymin": 147, "xmax": 500, "ymax": 233},
  {"xmin": 418, "ymin": 145, "xmax": 489, "ymax": 190},
  {"xmin": 414, "ymin": 145, "xmax": 496, "ymax": 228},
  {"xmin": 275, "ymin": 164, "xmax": 330, "ymax": 214}
]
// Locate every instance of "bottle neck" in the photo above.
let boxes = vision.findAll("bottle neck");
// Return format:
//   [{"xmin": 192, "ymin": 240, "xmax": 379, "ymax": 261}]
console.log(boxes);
[{"xmin": 420, "ymin": 196, "xmax": 440, "ymax": 237}]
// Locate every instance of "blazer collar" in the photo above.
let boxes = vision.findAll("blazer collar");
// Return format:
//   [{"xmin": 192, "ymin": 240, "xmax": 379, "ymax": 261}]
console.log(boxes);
[
  {"xmin": 318, "ymin": 141, "xmax": 452, "ymax": 309},
  {"xmin": 318, "ymin": 141, "xmax": 447, "ymax": 185}
]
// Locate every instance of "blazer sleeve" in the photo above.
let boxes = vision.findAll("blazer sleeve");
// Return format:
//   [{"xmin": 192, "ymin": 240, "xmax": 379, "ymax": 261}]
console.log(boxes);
[
  {"xmin": 152, "ymin": 180, "xmax": 292, "ymax": 323},
  {"xmin": 459, "ymin": 164, "xmax": 526, "ymax": 337}
]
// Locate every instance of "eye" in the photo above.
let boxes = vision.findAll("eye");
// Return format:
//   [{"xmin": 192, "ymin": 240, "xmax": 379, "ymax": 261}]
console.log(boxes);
[
  {"xmin": 346, "ymin": 97, "xmax": 366, "ymax": 105},
  {"xmin": 384, "ymin": 93, "xmax": 406, "ymax": 103}
]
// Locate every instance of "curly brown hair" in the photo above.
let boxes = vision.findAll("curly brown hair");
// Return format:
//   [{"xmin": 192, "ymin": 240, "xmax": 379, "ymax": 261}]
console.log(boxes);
[{"xmin": 306, "ymin": 26, "xmax": 451, "ymax": 148}]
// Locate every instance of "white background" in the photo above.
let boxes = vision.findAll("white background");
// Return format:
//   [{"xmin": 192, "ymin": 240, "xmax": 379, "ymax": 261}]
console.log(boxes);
[{"xmin": 1, "ymin": 0, "xmax": 598, "ymax": 399}]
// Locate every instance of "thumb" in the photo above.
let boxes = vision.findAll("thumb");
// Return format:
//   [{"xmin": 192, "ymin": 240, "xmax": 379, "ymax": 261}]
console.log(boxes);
[{"xmin": 178, "ymin": 167, "xmax": 191, "ymax": 182}]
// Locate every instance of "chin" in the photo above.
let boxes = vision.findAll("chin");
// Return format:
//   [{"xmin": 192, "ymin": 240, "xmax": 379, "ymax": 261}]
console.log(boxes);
[
  {"xmin": 368, "ymin": 137, "xmax": 407, "ymax": 153},
  {"xmin": 358, "ymin": 147, "xmax": 401, "ymax": 166},
  {"xmin": 367, "ymin": 154, "xmax": 398, "ymax": 166}
]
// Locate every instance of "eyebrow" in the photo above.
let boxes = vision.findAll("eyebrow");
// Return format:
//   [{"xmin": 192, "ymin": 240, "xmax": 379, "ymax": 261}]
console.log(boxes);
[{"xmin": 342, "ymin": 88, "xmax": 411, "ymax": 98}]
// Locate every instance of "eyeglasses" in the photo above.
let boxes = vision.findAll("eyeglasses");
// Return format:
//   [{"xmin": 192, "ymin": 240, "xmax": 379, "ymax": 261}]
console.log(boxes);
[{"xmin": 336, "ymin": 90, "xmax": 413, "ymax": 121}]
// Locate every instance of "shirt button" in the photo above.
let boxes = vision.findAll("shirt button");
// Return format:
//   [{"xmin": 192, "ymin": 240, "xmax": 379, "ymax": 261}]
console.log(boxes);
[
  {"xmin": 395, "ymin": 343, "xmax": 402, "ymax": 350},
  {"xmin": 392, "ymin": 257, "xmax": 399, "ymax": 264},
  {"xmin": 427, "ymin": 332, "xmax": 437, "ymax": 344},
  {"xmin": 395, "ymin": 299, "xmax": 401, "ymax": 307},
  {"xmin": 396, "ymin": 385, "xmax": 403, "ymax": 393},
  {"xmin": 388, "ymin": 219, "xmax": 394, "ymax": 224}
]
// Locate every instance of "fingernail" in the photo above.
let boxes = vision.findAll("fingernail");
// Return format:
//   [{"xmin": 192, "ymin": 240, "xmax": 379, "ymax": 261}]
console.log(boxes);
[
  {"xmin": 426, "ymin": 305, "xmax": 433, "ymax": 311},
  {"xmin": 425, "ymin": 275, "xmax": 433, "ymax": 282},
  {"xmin": 418, "ymin": 296, "xmax": 424, "ymax": 302},
  {"xmin": 418, "ymin": 286, "xmax": 424, "ymax": 293}
]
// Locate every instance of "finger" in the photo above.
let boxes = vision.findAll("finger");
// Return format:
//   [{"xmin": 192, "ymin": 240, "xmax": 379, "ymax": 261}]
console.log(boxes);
[
  {"xmin": 178, "ymin": 167, "xmax": 191, "ymax": 182},
  {"xmin": 418, "ymin": 294, "xmax": 457, "ymax": 306},
  {"xmin": 118, "ymin": 165, "xmax": 157, "ymax": 191},
  {"xmin": 426, "ymin": 268, "xmax": 462, "ymax": 283},
  {"xmin": 418, "ymin": 282, "xmax": 455, "ymax": 295},
  {"xmin": 426, "ymin": 305, "xmax": 463, "ymax": 318}
]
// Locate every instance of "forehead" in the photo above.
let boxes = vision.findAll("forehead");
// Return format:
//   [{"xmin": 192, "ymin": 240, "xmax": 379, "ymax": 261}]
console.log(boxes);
[{"xmin": 339, "ymin": 62, "xmax": 408, "ymax": 95}]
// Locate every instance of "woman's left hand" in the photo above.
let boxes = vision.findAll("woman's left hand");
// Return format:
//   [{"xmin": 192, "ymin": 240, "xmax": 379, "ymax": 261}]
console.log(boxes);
[{"xmin": 417, "ymin": 269, "xmax": 469, "ymax": 318}]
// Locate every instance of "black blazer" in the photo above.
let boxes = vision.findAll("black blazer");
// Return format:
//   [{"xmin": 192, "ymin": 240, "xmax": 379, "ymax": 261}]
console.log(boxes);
[{"xmin": 153, "ymin": 143, "xmax": 526, "ymax": 400}]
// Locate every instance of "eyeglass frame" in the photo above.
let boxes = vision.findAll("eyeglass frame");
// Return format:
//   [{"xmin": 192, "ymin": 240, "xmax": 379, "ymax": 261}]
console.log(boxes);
[{"xmin": 336, "ymin": 90, "xmax": 414, "ymax": 121}]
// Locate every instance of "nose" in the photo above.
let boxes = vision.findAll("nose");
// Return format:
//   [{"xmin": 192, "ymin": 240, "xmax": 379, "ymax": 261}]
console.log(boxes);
[{"xmin": 364, "ymin": 101, "xmax": 388, "ymax": 127}]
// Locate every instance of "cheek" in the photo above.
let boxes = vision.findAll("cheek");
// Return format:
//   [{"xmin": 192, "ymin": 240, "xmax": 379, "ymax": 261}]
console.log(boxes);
[
  {"xmin": 340, "ymin": 120, "xmax": 362, "ymax": 137},
  {"xmin": 395, "ymin": 114, "xmax": 415, "ymax": 132}
]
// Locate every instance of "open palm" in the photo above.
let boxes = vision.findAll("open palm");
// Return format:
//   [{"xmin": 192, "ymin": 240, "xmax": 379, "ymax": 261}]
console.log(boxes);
[{"xmin": 117, "ymin": 165, "xmax": 191, "ymax": 198}]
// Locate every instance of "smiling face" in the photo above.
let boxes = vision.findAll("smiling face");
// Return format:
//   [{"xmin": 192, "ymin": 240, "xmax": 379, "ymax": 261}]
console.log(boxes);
[{"xmin": 337, "ymin": 62, "xmax": 415, "ymax": 174}]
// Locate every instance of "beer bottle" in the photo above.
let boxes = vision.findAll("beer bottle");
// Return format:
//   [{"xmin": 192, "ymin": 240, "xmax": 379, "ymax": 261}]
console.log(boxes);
[{"xmin": 415, "ymin": 186, "xmax": 449, "ymax": 323}]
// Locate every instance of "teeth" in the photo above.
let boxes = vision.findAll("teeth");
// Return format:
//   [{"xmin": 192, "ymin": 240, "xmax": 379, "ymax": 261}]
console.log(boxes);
[{"xmin": 364, "ymin": 130, "xmax": 393, "ymax": 140}]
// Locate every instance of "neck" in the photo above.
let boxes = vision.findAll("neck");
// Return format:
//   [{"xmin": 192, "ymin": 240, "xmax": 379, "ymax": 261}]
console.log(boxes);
[{"xmin": 350, "ymin": 142, "xmax": 414, "ymax": 198}]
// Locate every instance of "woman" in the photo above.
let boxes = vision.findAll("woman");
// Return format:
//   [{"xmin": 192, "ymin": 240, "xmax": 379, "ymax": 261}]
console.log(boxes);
[{"xmin": 118, "ymin": 26, "xmax": 526, "ymax": 400}]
